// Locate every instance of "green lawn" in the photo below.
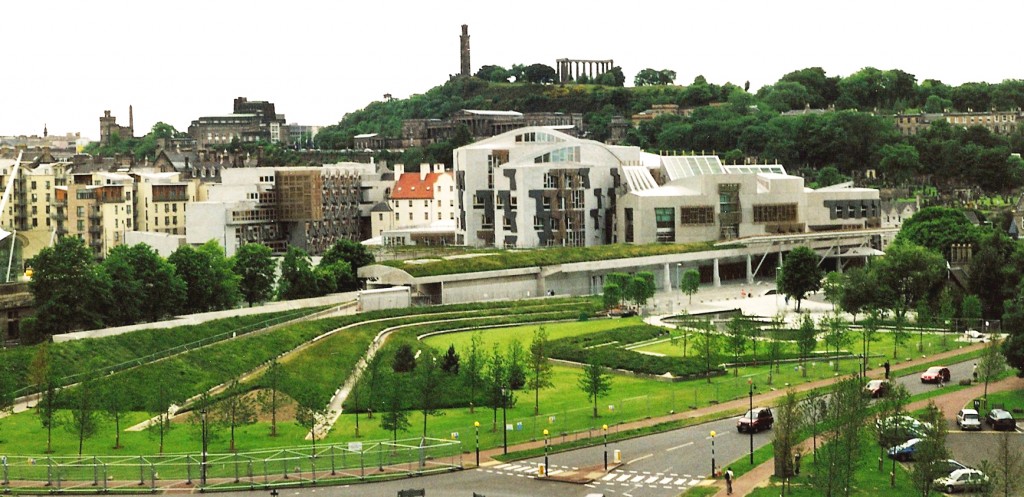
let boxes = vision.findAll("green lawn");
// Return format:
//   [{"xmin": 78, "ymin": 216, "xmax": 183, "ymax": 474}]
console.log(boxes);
[{"xmin": 421, "ymin": 317, "xmax": 641, "ymax": 351}]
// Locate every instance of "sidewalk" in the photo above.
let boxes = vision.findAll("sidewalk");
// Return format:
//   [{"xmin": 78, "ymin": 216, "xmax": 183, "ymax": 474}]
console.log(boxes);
[{"xmin": 707, "ymin": 374, "xmax": 1024, "ymax": 497}]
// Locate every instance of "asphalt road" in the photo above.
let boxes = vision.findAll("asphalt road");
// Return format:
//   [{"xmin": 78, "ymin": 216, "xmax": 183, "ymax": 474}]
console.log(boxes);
[{"xmin": 202, "ymin": 358, "xmax": 981, "ymax": 497}]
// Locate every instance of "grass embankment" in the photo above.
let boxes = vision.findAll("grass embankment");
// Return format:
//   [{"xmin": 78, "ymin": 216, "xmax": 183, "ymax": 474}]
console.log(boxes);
[
  {"xmin": 379, "ymin": 241, "xmax": 726, "ymax": 277},
  {"xmin": 1, "ymin": 308, "xmax": 328, "ymax": 395}
]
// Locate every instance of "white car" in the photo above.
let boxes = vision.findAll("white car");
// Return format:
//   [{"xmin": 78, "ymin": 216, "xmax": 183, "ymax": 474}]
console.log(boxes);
[
  {"xmin": 955, "ymin": 408, "xmax": 981, "ymax": 431},
  {"xmin": 962, "ymin": 329, "xmax": 987, "ymax": 342},
  {"xmin": 934, "ymin": 468, "xmax": 988, "ymax": 493}
]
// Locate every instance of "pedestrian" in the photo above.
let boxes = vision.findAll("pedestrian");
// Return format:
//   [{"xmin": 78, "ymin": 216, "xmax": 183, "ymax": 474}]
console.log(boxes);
[
  {"xmin": 794, "ymin": 452, "xmax": 801, "ymax": 475},
  {"xmin": 883, "ymin": 360, "xmax": 890, "ymax": 379},
  {"xmin": 973, "ymin": 363, "xmax": 978, "ymax": 381},
  {"xmin": 725, "ymin": 467, "xmax": 734, "ymax": 495}
]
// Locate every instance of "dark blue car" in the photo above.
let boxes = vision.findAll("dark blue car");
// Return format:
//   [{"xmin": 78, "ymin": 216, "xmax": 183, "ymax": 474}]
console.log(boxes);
[{"xmin": 887, "ymin": 437, "xmax": 922, "ymax": 461}]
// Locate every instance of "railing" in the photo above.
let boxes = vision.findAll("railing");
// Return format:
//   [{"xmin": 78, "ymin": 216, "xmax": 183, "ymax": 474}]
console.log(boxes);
[{"xmin": 0, "ymin": 438, "xmax": 462, "ymax": 493}]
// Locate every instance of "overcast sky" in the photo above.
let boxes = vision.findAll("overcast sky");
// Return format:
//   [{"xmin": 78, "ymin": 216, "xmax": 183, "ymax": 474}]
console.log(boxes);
[{"xmin": 5, "ymin": 0, "xmax": 1022, "ymax": 140}]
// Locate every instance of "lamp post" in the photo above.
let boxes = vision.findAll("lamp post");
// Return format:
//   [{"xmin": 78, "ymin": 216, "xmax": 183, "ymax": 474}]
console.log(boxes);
[
  {"xmin": 602, "ymin": 424, "xmax": 608, "ymax": 471},
  {"xmin": 675, "ymin": 263, "xmax": 681, "ymax": 290},
  {"xmin": 543, "ymin": 429, "xmax": 550, "ymax": 475},
  {"xmin": 748, "ymin": 378, "xmax": 754, "ymax": 465},
  {"xmin": 710, "ymin": 430, "xmax": 716, "ymax": 477},
  {"xmin": 200, "ymin": 408, "xmax": 208, "ymax": 487},
  {"xmin": 501, "ymin": 387, "xmax": 508, "ymax": 455},
  {"xmin": 474, "ymin": 421, "xmax": 480, "ymax": 466}
]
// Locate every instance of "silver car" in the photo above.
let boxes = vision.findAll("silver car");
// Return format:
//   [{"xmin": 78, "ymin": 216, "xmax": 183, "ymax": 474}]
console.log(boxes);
[
  {"xmin": 934, "ymin": 468, "xmax": 988, "ymax": 493},
  {"xmin": 956, "ymin": 409, "xmax": 981, "ymax": 431}
]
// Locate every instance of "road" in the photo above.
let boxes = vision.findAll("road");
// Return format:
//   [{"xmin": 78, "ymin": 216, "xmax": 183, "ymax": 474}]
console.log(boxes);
[{"xmin": 203, "ymin": 358, "xmax": 979, "ymax": 497}]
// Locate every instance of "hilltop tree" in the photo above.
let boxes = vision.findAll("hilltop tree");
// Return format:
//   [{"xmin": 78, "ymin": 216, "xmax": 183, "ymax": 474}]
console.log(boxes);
[
  {"xmin": 779, "ymin": 246, "xmax": 823, "ymax": 311},
  {"xmin": 233, "ymin": 243, "xmax": 277, "ymax": 306},
  {"xmin": 522, "ymin": 63, "xmax": 556, "ymax": 84}
]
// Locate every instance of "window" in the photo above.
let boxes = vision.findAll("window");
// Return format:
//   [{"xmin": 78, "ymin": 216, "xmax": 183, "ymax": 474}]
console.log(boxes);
[
  {"xmin": 408, "ymin": 200, "xmax": 413, "ymax": 207},
  {"xmin": 395, "ymin": 213, "xmax": 399, "ymax": 220},
  {"xmin": 543, "ymin": 173, "xmax": 558, "ymax": 188},
  {"xmin": 173, "ymin": 216, "xmax": 177, "ymax": 225},
  {"xmin": 752, "ymin": 204, "xmax": 797, "ymax": 223},
  {"xmin": 542, "ymin": 197, "xmax": 551, "ymax": 209},
  {"xmin": 164, "ymin": 216, "xmax": 170, "ymax": 225},
  {"xmin": 655, "ymin": 207, "xmax": 675, "ymax": 242},
  {"xmin": 424, "ymin": 212, "xmax": 428, "ymax": 220},
  {"xmin": 379, "ymin": 213, "xmax": 383, "ymax": 221},
  {"xmin": 409, "ymin": 212, "xmax": 413, "ymax": 220},
  {"xmin": 571, "ymin": 190, "xmax": 584, "ymax": 209},
  {"xmin": 680, "ymin": 206, "xmax": 715, "ymax": 225},
  {"xmin": 31, "ymin": 181, "xmax": 36, "ymax": 190},
  {"xmin": 510, "ymin": 196, "xmax": 517, "ymax": 208},
  {"xmin": 624, "ymin": 208, "xmax": 634, "ymax": 243},
  {"xmin": 77, "ymin": 206, "xmax": 84, "ymax": 217},
  {"xmin": 533, "ymin": 216, "xmax": 542, "ymax": 229}
]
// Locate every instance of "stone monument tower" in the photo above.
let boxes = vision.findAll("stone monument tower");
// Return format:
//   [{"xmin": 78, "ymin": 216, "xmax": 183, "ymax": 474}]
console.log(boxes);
[{"xmin": 460, "ymin": 24, "xmax": 470, "ymax": 77}]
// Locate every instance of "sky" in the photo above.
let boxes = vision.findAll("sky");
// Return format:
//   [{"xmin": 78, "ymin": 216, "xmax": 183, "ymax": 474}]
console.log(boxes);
[{"xmin": 4, "ymin": 0, "xmax": 1023, "ymax": 140}]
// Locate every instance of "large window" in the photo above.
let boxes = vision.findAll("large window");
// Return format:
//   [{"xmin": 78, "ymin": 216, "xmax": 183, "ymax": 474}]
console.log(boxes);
[
  {"xmin": 655, "ymin": 207, "xmax": 675, "ymax": 242},
  {"xmin": 753, "ymin": 203, "xmax": 798, "ymax": 223},
  {"xmin": 680, "ymin": 206, "xmax": 715, "ymax": 225},
  {"xmin": 624, "ymin": 208, "xmax": 634, "ymax": 243},
  {"xmin": 534, "ymin": 146, "xmax": 580, "ymax": 164}
]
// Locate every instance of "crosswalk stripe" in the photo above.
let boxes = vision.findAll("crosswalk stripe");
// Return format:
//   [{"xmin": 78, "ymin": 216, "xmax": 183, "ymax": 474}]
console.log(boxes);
[
  {"xmin": 496, "ymin": 463, "xmax": 511, "ymax": 469},
  {"xmin": 644, "ymin": 476, "xmax": 659, "ymax": 484},
  {"xmin": 674, "ymin": 478, "xmax": 688, "ymax": 485},
  {"xmin": 601, "ymin": 473, "xmax": 617, "ymax": 481},
  {"xmin": 616, "ymin": 474, "xmax": 632, "ymax": 482},
  {"xmin": 659, "ymin": 477, "xmax": 673, "ymax": 484},
  {"xmin": 689, "ymin": 479, "xmax": 701, "ymax": 485},
  {"xmin": 630, "ymin": 475, "xmax": 646, "ymax": 483}
]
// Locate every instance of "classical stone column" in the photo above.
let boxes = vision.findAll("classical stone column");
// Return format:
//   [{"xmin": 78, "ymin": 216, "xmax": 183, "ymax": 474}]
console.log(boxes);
[
  {"xmin": 663, "ymin": 263, "xmax": 672, "ymax": 291},
  {"xmin": 746, "ymin": 254, "xmax": 754, "ymax": 284},
  {"xmin": 713, "ymin": 258, "xmax": 721, "ymax": 287}
]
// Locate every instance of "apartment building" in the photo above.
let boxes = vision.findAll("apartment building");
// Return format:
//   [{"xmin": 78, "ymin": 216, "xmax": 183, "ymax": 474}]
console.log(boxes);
[
  {"xmin": 56, "ymin": 172, "xmax": 135, "ymax": 257},
  {"xmin": 370, "ymin": 163, "xmax": 456, "ymax": 241},
  {"xmin": 133, "ymin": 172, "xmax": 197, "ymax": 236}
]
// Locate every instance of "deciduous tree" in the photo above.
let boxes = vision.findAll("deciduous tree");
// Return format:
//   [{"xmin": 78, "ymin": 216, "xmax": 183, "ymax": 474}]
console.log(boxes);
[
  {"xmin": 527, "ymin": 327, "xmax": 554, "ymax": 416},
  {"xmin": 233, "ymin": 243, "xmax": 277, "ymax": 306},
  {"xmin": 578, "ymin": 354, "xmax": 612, "ymax": 418},
  {"xmin": 779, "ymin": 246, "xmax": 823, "ymax": 311}
]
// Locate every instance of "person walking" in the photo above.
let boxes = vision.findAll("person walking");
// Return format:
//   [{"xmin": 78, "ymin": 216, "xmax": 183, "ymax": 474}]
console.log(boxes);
[
  {"xmin": 725, "ymin": 467, "xmax": 734, "ymax": 495},
  {"xmin": 883, "ymin": 360, "xmax": 890, "ymax": 379},
  {"xmin": 973, "ymin": 363, "xmax": 978, "ymax": 381}
]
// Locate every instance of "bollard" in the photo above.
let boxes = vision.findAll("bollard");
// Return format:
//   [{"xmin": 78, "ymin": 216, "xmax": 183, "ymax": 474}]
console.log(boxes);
[
  {"xmin": 538, "ymin": 463, "xmax": 546, "ymax": 477},
  {"xmin": 614, "ymin": 449, "xmax": 622, "ymax": 464}
]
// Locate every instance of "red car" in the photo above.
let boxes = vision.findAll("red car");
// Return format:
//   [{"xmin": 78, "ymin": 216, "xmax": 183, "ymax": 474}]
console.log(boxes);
[
  {"xmin": 737, "ymin": 407, "xmax": 774, "ymax": 433},
  {"xmin": 920, "ymin": 366, "xmax": 951, "ymax": 384}
]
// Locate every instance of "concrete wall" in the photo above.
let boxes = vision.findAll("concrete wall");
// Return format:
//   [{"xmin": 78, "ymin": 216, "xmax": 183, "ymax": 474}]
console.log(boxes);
[{"xmin": 358, "ymin": 286, "xmax": 411, "ymax": 311}]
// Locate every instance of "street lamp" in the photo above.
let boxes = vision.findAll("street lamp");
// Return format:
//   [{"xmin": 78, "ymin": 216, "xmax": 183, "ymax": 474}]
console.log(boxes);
[
  {"xmin": 602, "ymin": 424, "xmax": 609, "ymax": 471},
  {"xmin": 501, "ymin": 387, "xmax": 508, "ymax": 455},
  {"xmin": 200, "ymin": 408, "xmax": 209, "ymax": 487},
  {"xmin": 748, "ymin": 378, "xmax": 754, "ymax": 465},
  {"xmin": 710, "ymin": 430, "xmax": 716, "ymax": 477},
  {"xmin": 474, "ymin": 421, "xmax": 480, "ymax": 466},
  {"xmin": 543, "ymin": 428, "xmax": 550, "ymax": 476}
]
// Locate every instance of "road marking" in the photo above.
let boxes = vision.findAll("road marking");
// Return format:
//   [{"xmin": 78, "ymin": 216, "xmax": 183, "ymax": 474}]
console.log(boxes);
[
  {"xmin": 496, "ymin": 463, "xmax": 511, "ymax": 469},
  {"xmin": 666, "ymin": 441, "xmax": 694, "ymax": 452},
  {"xmin": 616, "ymin": 474, "xmax": 632, "ymax": 482},
  {"xmin": 601, "ymin": 474, "xmax": 617, "ymax": 481},
  {"xmin": 630, "ymin": 475, "xmax": 646, "ymax": 483},
  {"xmin": 626, "ymin": 454, "xmax": 653, "ymax": 464},
  {"xmin": 659, "ymin": 477, "xmax": 673, "ymax": 484},
  {"xmin": 674, "ymin": 478, "xmax": 688, "ymax": 485},
  {"xmin": 644, "ymin": 476, "xmax": 659, "ymax": 484},
  {"xmin": 689, "ymin": 479, "xmax": 701, "ymax": 485}
]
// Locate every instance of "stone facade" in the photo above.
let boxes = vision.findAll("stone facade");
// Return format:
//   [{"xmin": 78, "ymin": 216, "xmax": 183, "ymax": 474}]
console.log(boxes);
[
  {"xmin": 187, "ymin": 97, "xmax": 288, "ymax": 150},
  {"xmin": 99, "ymin": 107, "xmax": 134, "ymax": 146}
]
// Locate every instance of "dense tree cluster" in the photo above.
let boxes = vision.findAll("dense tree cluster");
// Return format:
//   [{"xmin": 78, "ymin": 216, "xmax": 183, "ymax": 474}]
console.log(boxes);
[
  {"xmin": 23, "ymin": 238, "xmax": 375, "ymax": 341},
  {"xmin": 314, "ymin": 66, "xmax": 1024, "ymax": 192}
]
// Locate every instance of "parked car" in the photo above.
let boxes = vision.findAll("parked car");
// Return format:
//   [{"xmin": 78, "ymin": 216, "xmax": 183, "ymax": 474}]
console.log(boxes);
[
  {"xmin": 737, "ymin": 407, "xmax": 774, "ymax": 433},
  {"xmin": 986, "ymin": 409, "xmax": 1016, "ymax": 431},
  {"xmin": 940, "ymin": 459, "xmax": 970, "ymax": 476},
  {"xmin": 963, "ymin": 329, "xmax": 987, "ymax": 342},
  {"xmin": 876, "ymin": 415, "xmax": 932, "ymax": 441},
  {"xmin": 887, "ymin": 437, "xmax": 922, "ymax": 461},
  {"xmin": 955, "ymin": 409, "xmax": 982, "ymax": 431},
  {"xmin": 921, "ymin": 366, "xmax": 951, "ymax": 383},
  {"xmin": 934, "ymin": 468, "xmax": 989, "ymax": 493},
  {"xmin": 865, "ymin": 379, "xmax": 890, "ymax": 398}
]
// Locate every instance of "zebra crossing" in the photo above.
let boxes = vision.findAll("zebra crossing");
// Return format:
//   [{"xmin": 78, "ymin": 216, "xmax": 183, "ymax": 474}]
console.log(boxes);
[
  {"xmin": 596, "ymin": 470, "xmax": 705, "ymax": 489},
  {"xmin": 479, "ymin": 463, "xmax": 705, "ymax": 490}
]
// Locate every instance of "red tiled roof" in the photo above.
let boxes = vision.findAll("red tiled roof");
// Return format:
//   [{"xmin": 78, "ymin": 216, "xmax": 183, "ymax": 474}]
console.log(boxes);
[{"xmin": 391, "ymin": 172, "xmax": 443, "ymax": 200}]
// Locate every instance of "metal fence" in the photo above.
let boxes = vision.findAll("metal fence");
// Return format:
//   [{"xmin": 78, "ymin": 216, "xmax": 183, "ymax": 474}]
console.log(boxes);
[{"xmin": 0, "ymin": 438, "xmax": 462, "ymax": 493}]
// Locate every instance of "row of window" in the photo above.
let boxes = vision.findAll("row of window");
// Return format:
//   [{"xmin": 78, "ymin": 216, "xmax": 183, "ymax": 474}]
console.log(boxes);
[
  {"xmin": 394, "ymin": 199, "xmax": 455, "ymax": 208},
  {"xmin": 378, "ymin": 212, "xmax": 456, "ymax": 221}
]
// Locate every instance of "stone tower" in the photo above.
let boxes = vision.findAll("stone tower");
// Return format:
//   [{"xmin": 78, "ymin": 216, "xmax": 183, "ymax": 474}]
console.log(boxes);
[{"xmin": 460, "ymin": 24, "xmax": 470, "ymax": 77}]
